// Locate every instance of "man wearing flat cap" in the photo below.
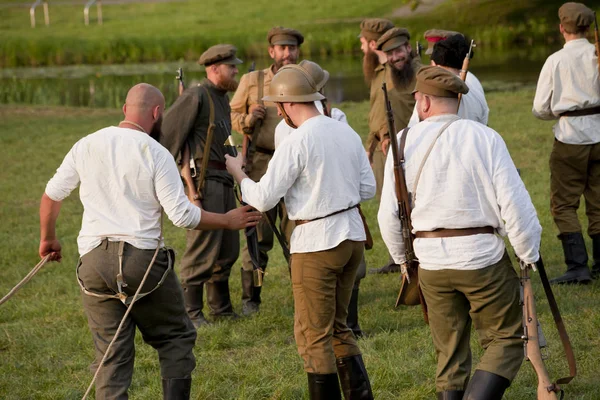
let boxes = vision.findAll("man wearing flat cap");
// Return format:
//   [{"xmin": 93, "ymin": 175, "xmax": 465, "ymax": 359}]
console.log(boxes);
[
  {"xmin": 533, "ymin": 2, "xmax": 600, "ymax": 285},
  {"xmin": 230, "ymin": 26, "xmax": 303, "ymax": 315},
  {"xmin": 379, "ymin": 65, "xmax": 542, "ymax": 399},
  {"xmin": 407, "ymin": 33, "xmax": 489, "ymax": 126},
  {"xmin": 161, "ymin": 44, "xmax": 244, "ymax": 326}
]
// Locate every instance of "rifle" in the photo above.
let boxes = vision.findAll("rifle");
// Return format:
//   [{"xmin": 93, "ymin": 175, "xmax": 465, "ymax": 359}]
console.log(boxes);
[
  {"xmin": 595, "ymin": 12, "xmax": 600, "ymax": 75},
  {"xmin": 382, "ymin": 82, "xmax": 428, "ymax": 323},
  {"xmin": 519, "ymin": 256, "xmax": 576, "ymax": 399},
  {"xmin": 457, "ymin": 40, "xmax": 475, "ymax": 112},
  {"xmin": 175, "ymin": 68, "xmax": 200, "ymax": 205},
  {"xmin": 415, "ymin": 40, "xmax": 423, "ymax": 58}
]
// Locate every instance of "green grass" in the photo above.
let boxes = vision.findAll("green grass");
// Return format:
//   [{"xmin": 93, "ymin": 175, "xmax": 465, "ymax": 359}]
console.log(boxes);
[
  {"xmin": 1, "ymin": 91, "xmax": 600, "ymax": 399},
  {"xmin": 0, "ymin": 0, "xmax": 588, "ymax": 68}
]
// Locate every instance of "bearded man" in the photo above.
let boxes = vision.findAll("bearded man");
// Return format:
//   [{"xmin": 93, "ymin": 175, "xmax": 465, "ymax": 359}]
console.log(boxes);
[
  {"xmin": 230, "ymin": 26, "xmax": 304, "ymax": 315},
  {"xmin": 160, "ymin": 44, "xmax": 244, "ymax": 326}
]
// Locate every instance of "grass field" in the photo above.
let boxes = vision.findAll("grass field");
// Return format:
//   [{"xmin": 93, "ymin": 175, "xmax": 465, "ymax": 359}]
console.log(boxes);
[
  {"xmin": 0, "ymin": 0, "xmax": 573, "ymax": 67},
  {"xmin": 1, "ymin": 90, "xmax": 599, "ymax": 399}
]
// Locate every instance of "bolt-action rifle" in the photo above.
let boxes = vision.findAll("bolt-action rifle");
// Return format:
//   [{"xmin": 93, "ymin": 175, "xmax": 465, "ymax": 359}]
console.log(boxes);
[
  {"xmin": 519, "ymin": 256, "xmax": 576, "ymax": 399},
  {"xmin": 457, "ymin": 40, "xmax": 475, "ymax": 112},
  {"xmin": 382, "ymin": 82, "xmax": 428, "ymax": 324}
]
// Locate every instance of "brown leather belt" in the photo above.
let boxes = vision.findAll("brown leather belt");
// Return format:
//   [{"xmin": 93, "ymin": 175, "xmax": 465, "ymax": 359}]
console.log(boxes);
[
  {"xmin": 207, "ymin": 160, "xmax": 227, "ymax": 170},
  {"xmin": 415, "ymin": 226, "xmax": 495, "ymax": 239},
  {"xmin": 255, "ymin": 146, "xmax": 275, "ymax": 156},
  {"xmin": 295, "ymin": 204, "xmax": 358, "ymax": 226},
  {"xmin": 560, "ymin": 105, "xmax": 600, "ymax": 117}
]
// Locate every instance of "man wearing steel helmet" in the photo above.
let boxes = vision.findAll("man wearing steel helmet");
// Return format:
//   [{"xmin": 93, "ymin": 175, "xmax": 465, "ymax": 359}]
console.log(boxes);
[{"xmin": 226, "ymin": 64, "xmax": 376, "ymax": 399}]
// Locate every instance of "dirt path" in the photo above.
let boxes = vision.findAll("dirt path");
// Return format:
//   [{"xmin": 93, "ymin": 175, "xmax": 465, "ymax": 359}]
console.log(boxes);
[{"xmin": 391, "ymin": 0, "xmax": 449, "ymax": 18}]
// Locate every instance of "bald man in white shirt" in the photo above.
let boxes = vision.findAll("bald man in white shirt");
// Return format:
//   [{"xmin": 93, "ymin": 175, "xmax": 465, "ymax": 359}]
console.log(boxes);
[{"xmin": 40, "ymin": 83, "xmax": 260, "ymax": 400}]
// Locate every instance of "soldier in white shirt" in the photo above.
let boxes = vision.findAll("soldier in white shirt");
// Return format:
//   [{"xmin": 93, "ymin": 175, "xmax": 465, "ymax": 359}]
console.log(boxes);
[
  {"xmin": 378, "ymin": 66, "xmax": 542, "ymax": 399},
  {"xmin": 39, "ymin": 83, "xmax": 260, "ymax": 400},
  {"xmin": 407, "ymin": 33, "xmax": 489, "ymax": 127},
  {"xmin": 533, "ymin": 2, "xmax": 600, "ymax": 284},
  {"xmin": 226, "ymin": 65, "xmax": 376, "ymax": 399}
]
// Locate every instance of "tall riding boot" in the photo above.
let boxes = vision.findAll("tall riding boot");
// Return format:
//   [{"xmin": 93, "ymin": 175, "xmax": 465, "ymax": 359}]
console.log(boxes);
[
  {"xmin": 162, "ymin": 377, "xmax": 191, "ymax": 400},
  {"xmin": 182, "ymin": 284, "xmax": 209, "ymax": 328},
  {"xmin": 346, "ymin": 288, "xmax": 363, "ymax": 338},
  {"xmin": 307, "ymin": 373, "xmax": 342, "ymax": 400},
  {"xmin": 550, "ymin": 232, "xmax": 591, "ymax": 284},
  {"xmin": 463, "ymin": 370, "xmax": 510, "ymax": 400},
  {"xmin": 241, "ymin": 268, "xmax": 261, "ymax": 316},
  {"xmin": 591, "ymin": 234, "xmax": 600, "ymax": 279},
  {"xmin": 368, "ymin": 254, "xmax": 400, "ymax": 274},
  {"xmin": 436, "ymin": 391, "xmax": 464, "ymax": 400},
  {"xmin": 206, "ymin": 280, "xmax": 238, "ymax": 320},
  {"xmin": 336, "ymin": 354, "xmax": 374, "ymax": 400}
]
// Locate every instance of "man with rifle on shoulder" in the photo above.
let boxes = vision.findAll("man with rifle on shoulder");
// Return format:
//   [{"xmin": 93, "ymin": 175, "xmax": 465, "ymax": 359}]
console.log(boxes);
[
  {"xmin": 230, "ymin": 26, "xmax": 303, "ymax": 315},
  {"xmin": 378, "ymin": 66, "xmax": 542, "ymax": 399},
  {"xmin": 533, "ymin": 2, "xmax": 600, "ymax": 284},
  {"xmin": 161, "ymin": 44, "xmax": 243, "ymax": 327}
]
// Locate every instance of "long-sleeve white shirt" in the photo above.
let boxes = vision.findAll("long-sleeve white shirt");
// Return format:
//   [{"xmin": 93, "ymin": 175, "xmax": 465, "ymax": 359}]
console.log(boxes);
[
  {"xmin": 378, "ymin": 114, "xmax": 541, "ymax": 270},
  {"xmin": 241, "ymin": 115, "xmax": 376, "ymax": 254},
  {"xmin": 274, "ymin": 101, "xmax": 347, "ymax": 148},
  {"xmin": 407, "ymin": 71, "xmax": 489, "ymax": 127},
  {"xmin": 533, "ymin": 38, "xmax": 600, "ymax": 145},
  {"xmin": 45, "ymin": 126, "xmax": 201, "ymax": 256}
]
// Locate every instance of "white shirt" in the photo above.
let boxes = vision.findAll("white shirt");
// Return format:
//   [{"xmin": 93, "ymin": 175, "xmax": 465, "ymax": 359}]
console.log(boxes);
[
  {"xmin": 274, "ymin": 101, "xmax": 348, "ymax": 148},
  {"xmin": 241, "ymin": 115, "xmax": 376, "ymax": 254},
  {"xmin": 533, "ymin": 38, "xmax": 600, "ymax": 144},
  {"xmin": 45, "ymin": 126, "xmax": 201, "ymax": 256},
  {"xmin": 378, "ymin": 114, "xmax": 541, "ymax": 270},
  {"xmin": 408, "ymin": 71, "xmax": 489, "ymax": 127}
]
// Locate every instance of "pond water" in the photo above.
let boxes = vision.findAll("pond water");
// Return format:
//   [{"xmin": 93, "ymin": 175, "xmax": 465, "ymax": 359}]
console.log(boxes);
[{"xmin": 0, "ymin": 46, "xmax": 560, "ymax": 108}]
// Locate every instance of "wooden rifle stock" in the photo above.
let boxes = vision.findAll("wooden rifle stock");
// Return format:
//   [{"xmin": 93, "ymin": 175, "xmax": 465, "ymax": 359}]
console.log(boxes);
[
  {"xmin": 457, "ymin": 40, "xmax": 475, "ymax": 112},
  {"xmin": 595, "ymin": 12, "xmax": 600, "ymax": 75}
]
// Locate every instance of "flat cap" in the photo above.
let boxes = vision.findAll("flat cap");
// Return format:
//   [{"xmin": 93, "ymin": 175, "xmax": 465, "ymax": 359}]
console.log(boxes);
[
  {"xmin": 299, "ymin": 60, "xmax": 330, "ymax": 91},
  {"xmin": 198, "ymin": 44, "xmax": 243, "ymax": 66},
  {"xmin": 559, "ymin": 2, "xmax": 594, "ymax": 32},
  {"xmin": 424, "ymin": 29, "xmax": 463, "ymax": 55},
  {"xmin": 413, "ymin": 65, "xmax": 469, "ymax": 98},
  {"xmin": 267, "ymin": 26, "xmax": 304, "ymax": 46},
  {"xmin": 359, "ymin": 18, "xmax": 394, "ymax": 42},
  {"xmin": 376, "ymin": 27, "xmax": 410, "ymax": 52}
]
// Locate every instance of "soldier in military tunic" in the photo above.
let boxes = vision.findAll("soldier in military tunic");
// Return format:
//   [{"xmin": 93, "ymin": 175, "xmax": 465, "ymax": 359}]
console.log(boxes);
[
  {"xmin": 161, "ymin": 44, "xmax": 243, "ymax": 326},
  {"xmin": 230, "ymin": 26, "xmax": 303, "ymax": 315}
]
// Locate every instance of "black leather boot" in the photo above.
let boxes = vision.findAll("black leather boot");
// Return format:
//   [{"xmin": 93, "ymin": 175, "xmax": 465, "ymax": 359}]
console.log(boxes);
[
  {"xmin": 336, "ymin": 354, "xmax": 374, "ymax": 400},
  {"xmin": 182, "ymin": 284, "xmax": 209, "ymax": 328},
  {"xmin": 463, "ymin": 370, "xmax": 509, "ymax": 400},
  {"xmin": 437, "ymin": 391, "xmax": 465, "ymax": 400},
  {"xmin": 162, "ymin": 377, "xmax": 191, "ymax": 400},
  {"xmin": 346, "ymin": 288, "xmax": 363, "ymax": 338},
  {"xmin": 241, "ymin": 268, "xmax": 261, "ymax": 316},
  {"xmin": 550, "ymin": 232, "xmax": 591, "ymax": 284},
  {"xmin": 437, "ymin": 390, "xmax": 465, "ymax": 400},
  {"xmin": 206, "ymin": 280, "xmax": 238, "ymax": 319},
  {"xmin": 591, "ymin": 234, "xmax": 600, "ymax": 279},
  {"xmin": 307, "ymin": 373, "xmax": 342, "ymax": 400},
  {"xmin": 368, "ymin": 254, "xmax": 400, "ymax": 274}
]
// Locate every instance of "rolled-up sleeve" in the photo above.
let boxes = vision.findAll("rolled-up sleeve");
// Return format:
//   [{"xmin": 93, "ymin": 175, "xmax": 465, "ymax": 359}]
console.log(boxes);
[{"xmin": 45, "ymin": 143, "xmax": 81, "ymax": 201}]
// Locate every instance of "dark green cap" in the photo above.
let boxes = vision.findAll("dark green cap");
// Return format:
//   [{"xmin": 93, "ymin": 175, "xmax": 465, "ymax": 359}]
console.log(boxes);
[{"xmin": 198, "ymin": 44, "xmax": 243, "ymax": 66}]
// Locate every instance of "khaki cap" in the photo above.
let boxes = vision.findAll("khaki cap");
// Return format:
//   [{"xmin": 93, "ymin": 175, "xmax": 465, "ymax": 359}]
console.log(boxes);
[
  {"xmin": 263, "ymin": 64, "xmax": 325, "ymax": 103},
  {"xmin": 359, "ymin": 18, "xmax": 394, "ymax": 42},
  {"xmin": 376, "ymin": 27, "xmax": 411, "ymax": 52},
  {"xmin": 559, "ymin": 2, "xmax": 594, "ymax": 32},
  {"xmin": 423, "ymin": 29, "xmax": 463, "ymax": 55},
  {"xmin": 299, "ymin": 60, "xmax": 330, "ymax": 91},
  {"xmin": 198, "ymin": 44, "xmax": 243, "ymax": 66},
  {"xmin": 267, "ymin": 26, "xmax": 304, "ymax": 46},
  {"xmin": 413, "ymin": 65, "xmax": 469, "ymax": 98}
]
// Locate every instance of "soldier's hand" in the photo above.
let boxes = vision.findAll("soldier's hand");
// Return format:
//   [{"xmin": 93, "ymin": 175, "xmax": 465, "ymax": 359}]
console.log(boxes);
[
  {"xmin": 225, "ymin": 153, "xmax": 244, "ymax": 175},
  {"xmin": 226, "ymin": 205, "xmax": 262, "ymax": 230},
  {"xmin": 381, "ymin": 137, "xmax": 390, "ymax": 156},
  {"xmin": 249, "ymin": 104, "xmax": 266, "ymax": 121},
  {"xmin": 39, "ymin": 239, "xmax": 62, "ymax": 262}
]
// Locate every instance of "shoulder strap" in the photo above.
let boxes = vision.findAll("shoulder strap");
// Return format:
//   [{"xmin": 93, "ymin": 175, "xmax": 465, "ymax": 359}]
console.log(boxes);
[{"xmin": 257, "ymin": 70, "xmax": 264, "ymax": 107}]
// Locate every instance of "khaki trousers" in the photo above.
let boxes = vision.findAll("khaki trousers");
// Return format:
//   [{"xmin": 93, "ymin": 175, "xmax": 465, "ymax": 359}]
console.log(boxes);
[
  {"xmin": 372, "ymin": 144, "xmax": 385, "ymax": 201},
  {"xmin": 419, "ymin": 252, "xmax": 523, "ymax": 392},
  {"xmin": 550, "ymin": 140, "xmax": 600, "ymax": 235},
  {"xmin": 291, "ymin": 240, "xmax": 364, "ymax": 374},
  {"xmin": 79, "ymin": 240, "xmax": 196, "ymax": 400}
]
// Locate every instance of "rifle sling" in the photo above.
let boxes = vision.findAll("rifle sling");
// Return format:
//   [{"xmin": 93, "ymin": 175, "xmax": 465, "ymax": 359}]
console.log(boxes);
[
  {"xmin": 537, "ymin": 258, "xmax": 577, "ymax": 386},
  {"xmin": 197, "ymin": 85, "xmax": 216, "ymax": 198}
]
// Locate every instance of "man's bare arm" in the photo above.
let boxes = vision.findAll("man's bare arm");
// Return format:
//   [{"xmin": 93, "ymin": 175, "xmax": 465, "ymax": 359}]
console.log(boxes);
[{"xmin": 39, "ymin": 193, "xmax": 62, "ymax": 261}]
